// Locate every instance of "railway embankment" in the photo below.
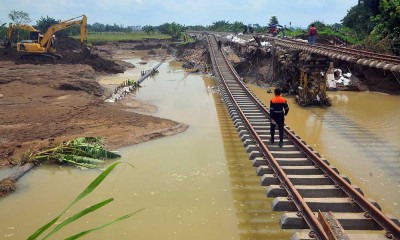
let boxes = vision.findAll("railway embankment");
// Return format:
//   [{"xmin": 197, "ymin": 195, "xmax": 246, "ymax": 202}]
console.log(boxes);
[{"xmin": 218, "ymin": 34, "xmax": 400, "ymax": 95}]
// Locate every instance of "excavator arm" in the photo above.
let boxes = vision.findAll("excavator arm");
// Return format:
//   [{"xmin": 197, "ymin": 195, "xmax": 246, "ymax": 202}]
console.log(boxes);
[
  {"xmin": 40, "ymin": 15, "xmax": 87, "ymax": 51},
  {"xmin": 5, "ymin": 23, "xmax": 38, "ymax": 47}
]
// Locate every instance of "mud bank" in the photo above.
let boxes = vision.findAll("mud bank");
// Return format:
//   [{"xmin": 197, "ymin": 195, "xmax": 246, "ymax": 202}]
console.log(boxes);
[{"xmin": 0, "ymin": 38, "xmax": 189, "ymax": 169}]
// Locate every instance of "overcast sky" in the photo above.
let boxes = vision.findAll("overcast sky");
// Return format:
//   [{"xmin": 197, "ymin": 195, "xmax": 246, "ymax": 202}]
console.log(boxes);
[{"xmin": 0, "ymin": 0, "xmax": 358, "ymax": 28}]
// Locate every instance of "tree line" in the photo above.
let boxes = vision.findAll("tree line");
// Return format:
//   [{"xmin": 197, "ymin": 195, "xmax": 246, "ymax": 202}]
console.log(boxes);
[
  {"xmin": 2, "ymin": 2, "xmax": 399, "ymax": 55},
  {"xmin": 342, "ymin": 0, "xmax": 399, "ymax": 54}
]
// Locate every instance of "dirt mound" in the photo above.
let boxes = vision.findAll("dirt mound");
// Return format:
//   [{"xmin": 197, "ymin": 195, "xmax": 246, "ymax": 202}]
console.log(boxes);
[
  {"xmin": 56, "ymin": 37, "xmax": 83, "ymax": 51},
  {"xmin": 59, "ymin": 79, "xmax": 104, "ymax": 96},
  {"xmin": 0, "ymin": 37, "xmax": 126, "ymax": 74}
]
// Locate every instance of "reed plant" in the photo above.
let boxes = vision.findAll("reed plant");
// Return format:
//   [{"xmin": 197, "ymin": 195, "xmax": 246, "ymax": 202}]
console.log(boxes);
[{"xmin": 28, "ymin": 162, "xmax": 143, "ymax": 240}]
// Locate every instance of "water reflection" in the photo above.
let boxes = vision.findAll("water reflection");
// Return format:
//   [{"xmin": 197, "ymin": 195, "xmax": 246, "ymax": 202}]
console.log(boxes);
[{"xmin": 313, "ymin": 110, "xmax": 400, "ymax": 177}]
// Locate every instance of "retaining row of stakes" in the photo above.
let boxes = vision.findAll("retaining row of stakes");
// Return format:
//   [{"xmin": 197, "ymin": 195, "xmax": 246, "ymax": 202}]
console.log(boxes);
[{"xmin": 105, "ymin": 61, "xmax": 164, "ymax": 102}]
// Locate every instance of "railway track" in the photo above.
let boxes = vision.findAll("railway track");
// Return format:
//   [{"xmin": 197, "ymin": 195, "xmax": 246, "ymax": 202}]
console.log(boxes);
[
  {"xmin": 260, "ymin": 35, "xmax": 400, "ymax": 72},
  {"xmin": 206, "ymin": 34, "xmax": 400, "ymax": 239}
]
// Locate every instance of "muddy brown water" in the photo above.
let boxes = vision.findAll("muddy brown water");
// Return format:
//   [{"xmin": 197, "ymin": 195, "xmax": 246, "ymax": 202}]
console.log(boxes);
[{"xmin": 0, "ymin": 54, "xmax": 398, "ymax": 239}]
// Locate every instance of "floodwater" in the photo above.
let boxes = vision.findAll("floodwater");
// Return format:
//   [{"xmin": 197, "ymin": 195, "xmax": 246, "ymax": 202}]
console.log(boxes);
[
  {"xmin": 248, "ymin": 85, "xmax": 400, "ymax": 220},
  {"xmin": 0, "ymin": 53, "xmax": 398, "ymax": 239}
]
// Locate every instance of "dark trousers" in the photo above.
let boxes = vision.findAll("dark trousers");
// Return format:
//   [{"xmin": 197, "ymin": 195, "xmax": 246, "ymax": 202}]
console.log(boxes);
[{"xmin": 270, "ymin": 118, "xmax": 284, "ymax": 143}]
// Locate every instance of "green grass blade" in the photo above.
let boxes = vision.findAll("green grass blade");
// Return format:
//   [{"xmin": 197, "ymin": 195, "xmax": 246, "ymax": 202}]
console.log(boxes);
[
  {"xmin": 27, "ymin": 162, "xmax": 121, "ymax": 240},
  {"xmin": 42, "ymin": 198, "xmax": 114, "ymax": 240},
  {"xmin": 27, "ymin": 217, "xmax": 60, "ymax": 240},
  {"xmin": 72, "ymin": 162, "xmax": 121, "ymax": 204},
  {"xmin": 64, "ymin": 209, "xmax": 144, "ymax": 240}
]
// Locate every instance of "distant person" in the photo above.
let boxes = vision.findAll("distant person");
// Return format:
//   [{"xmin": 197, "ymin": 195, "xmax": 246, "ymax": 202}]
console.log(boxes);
[
  {"xmin": 272, "ymin": 27, "xmax": 278, "ymax": 37},
  {"xmin": 249, "ymin": 26, "xmax": 254, "ymax": 34},
  {"xmin": 309, "ymin": 24, "xmax": 317, "ymax": 45},
  {"xmin": 269, "ymin": 88, "xmax": 289, "ymax": 147},
  {"xmin": 217, "ymin": 39, "xmax": 222, "ymax": 51},
  {"xmin": 281, "ymin": 25, "xmax": 287, "ymax": 39},
  {"xmin": 183, "ymin": 32, "xmax": 188, "ymax": 42}
]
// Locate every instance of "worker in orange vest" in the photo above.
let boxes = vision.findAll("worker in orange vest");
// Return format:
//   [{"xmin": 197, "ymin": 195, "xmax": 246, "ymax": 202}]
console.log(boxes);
[{"xmin": 269, "ymin": 88, "xmax": 289, "ymax": 147}]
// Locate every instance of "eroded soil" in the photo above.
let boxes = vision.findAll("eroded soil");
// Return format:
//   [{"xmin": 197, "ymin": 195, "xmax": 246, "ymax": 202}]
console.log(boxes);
[{"xmin": 0, "ymin": 38, "xmax": 187, "ymax": 167}]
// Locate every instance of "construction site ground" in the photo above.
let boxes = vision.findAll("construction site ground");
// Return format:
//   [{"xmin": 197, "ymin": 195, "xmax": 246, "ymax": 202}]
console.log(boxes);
[{"xmin": 0, "ymin": 38, "xmax": 188, "ymax": 167}]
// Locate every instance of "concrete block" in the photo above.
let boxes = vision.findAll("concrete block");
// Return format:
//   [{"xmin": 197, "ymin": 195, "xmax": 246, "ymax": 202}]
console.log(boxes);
[
  {"xmin": 234, "ymin": 120, "xmax": 243, "ymax": 126},
  {"xmin": 272, "ymin": 197, "xmax": 379, "ymax": 212},
  {"xmin": 252, "ymin": 157, "xmax": 268, "ymax": 167},
  {"xmin": 260, "ymin": 174, "xmax": 279, "ymax": 186},
  {"xmin": 240, "ymin": 134, "xmax": 251, "ymax": 142},
  {"xmin": 243, "ymin": 139, "xmax": 255, "ymax": 147},
  {"xmin": 256, "ymin": 165, "xmax": 273, "ymax": 175},
  {"xmin": 270, "ymin": 151, "xmax": 305, "ymax": 158},
  {"xmin": 266, "ymin": 185, "xmax": 359, "ymax": 198},
  {"xmin": 239, "ymin": 130, "xmax": 249, "ymax": 137},
  {"xmin": 249, "ymin": 151, "xmax": 263, "ymax": 160},
  {"xmin": 246, "ymin": 144, "xmax": 259, "ymax": 153},
  {"xmin": 281, "ymin": 212, "xmax": 399, "ymax": 231},
  {"xmin": 236, "ymin": 125, "xmax": 247, "ymax": 132},
  {"xmin": 280, "ymin": 166, "xmax": 323, "ymax": 175}
]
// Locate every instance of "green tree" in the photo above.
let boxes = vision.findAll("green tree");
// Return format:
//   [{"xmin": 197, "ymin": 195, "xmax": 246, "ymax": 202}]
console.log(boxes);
[
  {"xmin": 36, "ymin": 16, "xmax": 59, "ymax": 33},
  {"xmin": 364, "ymin": 0, "xmax": 381, "ymax": 14},
  {"xmin": 342, "ymin": 4, "xmax": 375, "ymax": 36},
  {"xmin": 210, "ymin": 20, "xmax": 231, "ymax": 31},
  {"xmin": 0, "ymin": 22, "xmax": 6, "ymax": 42},
  {"xmin": 372, "ymin": 0, "xmax": 400, "ymax": 37},
  {"xmin": 186, "ymin": 25, "xmax": 207, "ymax": 31},
  {"xmin": 142, "ymin": 25, "xmax": 154, "ymax": 35},
  {"xmin": 269, "ymin": 16, "xmax": 279, "ymax": 25},
  {"xmin": 231, "ymin": 21, "xmax": 244, "ymax": 33},
  {"xmin": 8, "ymin": 10, "xmax": 31, "ymax": 24},
  {"xmin": 90, "ymin": 22, "xmax": 106, "ymax": 32},
  {"xmin": 158, "ymin": 22, "xmax": 183, "ymax": 40},
  {"xmin": 309, "ymin": 21, "xmax": 327, "ymax": 29}
]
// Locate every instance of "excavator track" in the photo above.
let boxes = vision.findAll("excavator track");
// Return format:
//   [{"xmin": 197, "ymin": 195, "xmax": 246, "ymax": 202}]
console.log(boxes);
[{"xmin": 20, "ymin": 53, "xmax": 62, "ymax": 61}]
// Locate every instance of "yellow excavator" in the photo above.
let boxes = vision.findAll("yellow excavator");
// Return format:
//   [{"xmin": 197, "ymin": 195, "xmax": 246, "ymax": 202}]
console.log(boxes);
[
  {"xmin": 4, "ymin": 23, "xmax": 41, "ymax": 48},
  {"xmin": 5, "ymin": 15, "xmax": 88, "ymax": 60}
]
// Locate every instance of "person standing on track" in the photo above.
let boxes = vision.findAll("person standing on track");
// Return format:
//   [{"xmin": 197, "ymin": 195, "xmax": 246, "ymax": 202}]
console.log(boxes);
[
  {"xmin": 308, "ymin": 24, "xmax": 317, "ymax": 45},
  {"xmin": 217, "ymin": 39, "xmax": 222, "ymax": 51},
  {"xmin": 269, "ymin": 88, "xmax": 289, "ymax": 147}
]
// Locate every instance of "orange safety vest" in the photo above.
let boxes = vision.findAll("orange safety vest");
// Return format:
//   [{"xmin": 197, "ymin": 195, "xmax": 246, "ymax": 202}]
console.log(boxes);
[{"xmin": 270, "ymin": 96, "xmax": 289, "ymax": 115}]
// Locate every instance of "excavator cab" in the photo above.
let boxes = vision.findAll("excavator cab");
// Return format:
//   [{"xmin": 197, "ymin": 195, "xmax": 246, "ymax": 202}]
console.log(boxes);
[{"xmin": 29, "ymin": 31, "xmax": 41, "ymax": 42}]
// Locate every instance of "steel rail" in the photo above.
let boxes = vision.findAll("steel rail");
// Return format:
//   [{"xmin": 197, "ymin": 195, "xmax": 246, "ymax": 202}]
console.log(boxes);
[
  {"xmin": 207, "ymin": 34, "xmax": 400, "ymax": 239},
  {"xmin": 275, "ymin": 37, "xmax": 400, "ymax": 65},
  {"xmin": 207, "ymin": 35, "xmax": 330, "ymax": 240},
  {"xmin": 318, "ymin": 43, "xmax": 400, "ymax": 62}
]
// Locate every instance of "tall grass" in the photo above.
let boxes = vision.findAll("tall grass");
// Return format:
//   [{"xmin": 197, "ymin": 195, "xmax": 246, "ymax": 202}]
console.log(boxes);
[{"xmin": 28, "ymin": 162, "xmax": 143, "ymax": 240}]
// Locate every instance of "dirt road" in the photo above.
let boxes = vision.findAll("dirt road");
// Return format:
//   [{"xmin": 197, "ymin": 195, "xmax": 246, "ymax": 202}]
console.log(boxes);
[{"xmin": 0, "ymin": 39, "xmax": 187, "ymax": 167}]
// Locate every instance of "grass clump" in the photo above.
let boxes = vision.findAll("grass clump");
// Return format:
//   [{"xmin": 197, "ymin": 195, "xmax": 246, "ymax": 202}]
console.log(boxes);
[{"xmin": 23, "ymin": 137, "xmax": 121, "ymax": 169}]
